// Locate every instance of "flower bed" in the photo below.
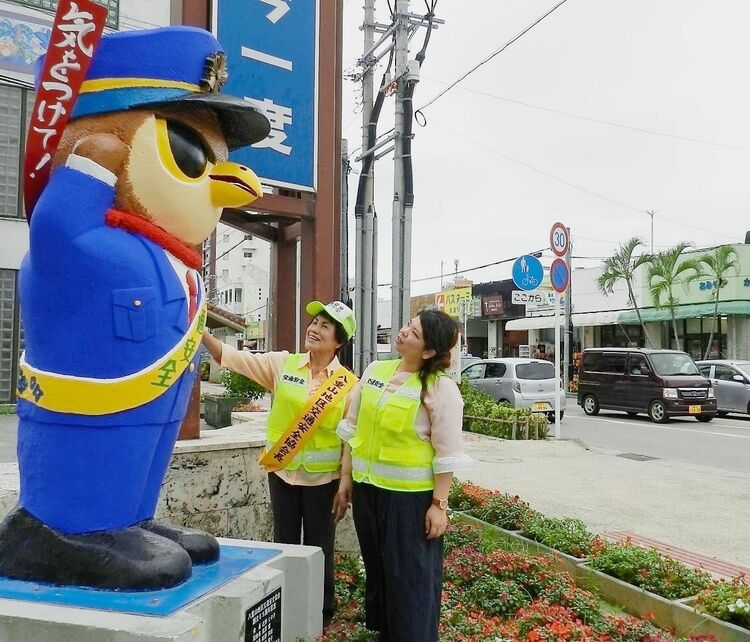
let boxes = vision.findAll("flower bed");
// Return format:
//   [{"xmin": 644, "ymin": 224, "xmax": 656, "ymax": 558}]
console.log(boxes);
[
  {"xmin": 319, "ymin": 522, "xmax": 713, "ymax": 642},
  {"xmin": 694, "ymin": 577, "xmax": 750, "ymax": 630},
  {"xmin": 588, "ymin": 539, "xmax": 712, "ymax": 601},
  {"xmin": 459, "ymin": 379, "xmax": 549, "ymax": 440}
]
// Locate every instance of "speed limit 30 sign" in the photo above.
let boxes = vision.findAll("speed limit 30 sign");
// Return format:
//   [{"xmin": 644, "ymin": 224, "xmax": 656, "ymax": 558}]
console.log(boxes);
[{"xmin": 550, "ymin": 222, "xmax": 569, "ymax": 257}]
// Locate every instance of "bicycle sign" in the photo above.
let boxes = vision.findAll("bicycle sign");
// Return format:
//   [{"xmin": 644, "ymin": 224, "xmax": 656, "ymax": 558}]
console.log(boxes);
[
  {"xmin": 512, "ymin": 255, "xmax": 544, "ymax": 292},
  {"xmin": 550, "ymin": 222, "xmax": 569, "ymax": 257}
]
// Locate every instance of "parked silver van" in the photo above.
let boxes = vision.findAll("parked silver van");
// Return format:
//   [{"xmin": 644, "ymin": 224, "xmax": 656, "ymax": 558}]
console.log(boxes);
[
  {"xmin": 696, "ymin": 360, "xmax": 750, "ymax": 417},
  {"xmin": 461, "ymin": 358, "xmax": 566, "ymax": 422}
]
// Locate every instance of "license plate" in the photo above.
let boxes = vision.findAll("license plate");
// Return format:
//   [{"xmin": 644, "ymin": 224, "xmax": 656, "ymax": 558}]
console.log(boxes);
[
  {"xmin": 688, "ymin": 405, "xmax": 701, "ymax": 414},
  {"xmin": 533, "ymin": 402, "xmax": 551, "ymax": 412}
]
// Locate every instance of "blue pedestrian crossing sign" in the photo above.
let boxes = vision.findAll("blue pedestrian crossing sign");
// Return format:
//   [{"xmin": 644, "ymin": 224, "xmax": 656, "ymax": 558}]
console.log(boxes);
[{"xmin": 512, "ymin": 255, "xmax": 544, "ymax": 291}]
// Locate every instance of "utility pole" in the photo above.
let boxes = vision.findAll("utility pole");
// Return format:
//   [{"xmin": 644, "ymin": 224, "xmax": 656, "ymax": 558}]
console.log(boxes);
[
  {"xmin": 563, "ymin": 227, "xmax": 572, "ymax": 393},
  {"xmin": 390, "ymin": 0, "xmax": 411, "ymax": 351},
  {"xmin": 646, "ymin": 209, "xmax": 656, "ymax": 253},
  {"xmin": 354, "ymin": 0, "xmax": 376, "ymax": 374}
]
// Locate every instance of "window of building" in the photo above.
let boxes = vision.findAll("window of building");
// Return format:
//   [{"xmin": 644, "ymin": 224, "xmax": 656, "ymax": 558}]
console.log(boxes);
[
  {"xmin": 234, "ymin": 288, "xmax": 242, "ymax": 303},
  {"xmin": 222, "ymin": 269, "xmax": 229, "ymax": 280},
  {"xmin": 0, "ymin": 86, "xmax": 36, "ymax": 220},
  {"xmin": 0, "ymin": 269, "xmax": 22, "ymax": 402},
  {"xmin": 243, "ymin": 250, "xmax": 254, "ymax": 259},
  {"xmin": 223, "ymin": 233, "xmax": 230, "ymax": 243}
]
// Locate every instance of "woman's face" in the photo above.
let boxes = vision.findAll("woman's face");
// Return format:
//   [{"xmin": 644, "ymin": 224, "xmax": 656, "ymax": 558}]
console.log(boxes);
[
  {"xmin": 395, "ymin": 316, "xmax": 433, "ymax": 362},
  {"xmin": 304, "ymin": 314, "xmax": 342, "ymax": 354}
]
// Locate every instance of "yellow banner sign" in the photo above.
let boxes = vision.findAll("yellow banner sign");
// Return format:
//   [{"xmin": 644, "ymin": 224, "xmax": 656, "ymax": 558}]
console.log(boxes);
[
  {"xmin": 259, "ymin": 367, "xmax": 358, "ymax": 472},
  {"xmin": 435, "ymin": 287, "xmax": 472, "ymax": 318}
]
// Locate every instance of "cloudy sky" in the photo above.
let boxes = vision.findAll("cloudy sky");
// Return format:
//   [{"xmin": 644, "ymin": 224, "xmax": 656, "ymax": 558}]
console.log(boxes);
[{"xmin": 339, "ymin": 0, "xmax": 750, "ymax": 297}]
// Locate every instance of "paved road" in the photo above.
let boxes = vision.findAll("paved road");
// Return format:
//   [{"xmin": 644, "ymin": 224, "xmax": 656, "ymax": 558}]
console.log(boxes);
[
  {"xmin": 0, "ymin": 416, "xmax": 17, "ymax": 464},
  {"xmin": 560, "ymin": 402, "xmax": 750, "ymax": 473}
]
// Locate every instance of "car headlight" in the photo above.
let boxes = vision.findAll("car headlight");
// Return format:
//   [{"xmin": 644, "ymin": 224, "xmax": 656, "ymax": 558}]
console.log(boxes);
[
  {"xmin": 663, "ymin": 388, "xmax": 679, "ymax": 399},
  {"xmin": 707, "ymin": 388, "xmax": 715, "ymax": 399}
]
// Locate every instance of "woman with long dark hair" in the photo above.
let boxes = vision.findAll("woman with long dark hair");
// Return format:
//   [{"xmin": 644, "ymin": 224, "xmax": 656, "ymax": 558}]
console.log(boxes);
[
  {"xmin": 337, "ymin": 308, "xmax": 472, "ymax": 642},
  {"xmin": 203, "ymin": 300, "xmax": 356, "ymax": 628}
]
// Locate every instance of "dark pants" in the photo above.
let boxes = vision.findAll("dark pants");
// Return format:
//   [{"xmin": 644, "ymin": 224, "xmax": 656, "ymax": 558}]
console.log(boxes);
[
  {"xmin": 267, "ymin": 473, "xmax": 337, "ymax": 621},
  {"xmin": 352, "ymin": 481, "xmax": 443, "ymax": 642}
]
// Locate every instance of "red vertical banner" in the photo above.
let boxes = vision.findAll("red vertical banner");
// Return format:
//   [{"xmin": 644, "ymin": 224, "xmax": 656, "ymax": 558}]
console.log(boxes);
[{"xmin": 23, "ymin": 0, "xmax": 108, "ymax": 221}]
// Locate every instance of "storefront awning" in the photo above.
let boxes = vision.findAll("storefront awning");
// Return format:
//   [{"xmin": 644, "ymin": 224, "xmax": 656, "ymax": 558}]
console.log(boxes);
[
  {"xmin": 505, "ymin": 310, "xmax": 622, "ymax": 331},
  {"xmin": 618, "ymin": 301, "xmax": 750, "ymax": 325}
]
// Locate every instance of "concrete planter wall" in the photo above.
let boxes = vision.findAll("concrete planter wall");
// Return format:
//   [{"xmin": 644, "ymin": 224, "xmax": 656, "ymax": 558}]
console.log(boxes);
[
  {"xmin": 157, "ymin": 415, "xmax": 361, "ymax": 555},
  {"xmin": 203, "ymin": 395, "xmax": 248, "ymax": 428},
  {"xmin": 454, "ymin": 512, "xmax": 750, "ymax": 641}
]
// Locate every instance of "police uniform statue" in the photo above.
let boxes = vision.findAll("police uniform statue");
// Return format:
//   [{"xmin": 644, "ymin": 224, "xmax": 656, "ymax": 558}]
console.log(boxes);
[{"xmin": 0, "ymin": 27, "xmax": 270, "ymax": 590}]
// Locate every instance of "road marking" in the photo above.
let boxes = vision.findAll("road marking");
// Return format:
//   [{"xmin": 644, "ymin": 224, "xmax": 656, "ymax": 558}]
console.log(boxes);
[{"xmin": 591, "ymin": 417, "xmax": 750, "ymax": 439}]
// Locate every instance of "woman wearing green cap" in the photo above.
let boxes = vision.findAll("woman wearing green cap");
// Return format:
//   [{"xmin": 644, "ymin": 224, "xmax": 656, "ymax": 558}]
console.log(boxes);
[{"xmin": 202, "ymin": 300, "xmax": 357, "ymax": 627}]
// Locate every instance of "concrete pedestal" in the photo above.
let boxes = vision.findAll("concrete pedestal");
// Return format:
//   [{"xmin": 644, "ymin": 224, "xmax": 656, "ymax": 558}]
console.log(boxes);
[{"xmin": 0, "ymin": 539, "xmax": 323, "ymax": 642}]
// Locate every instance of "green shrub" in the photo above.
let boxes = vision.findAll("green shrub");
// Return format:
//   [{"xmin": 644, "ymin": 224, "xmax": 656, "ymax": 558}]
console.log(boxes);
[
  {"xmin": 589, "ymin": 540, "xmax": 712, "ymax": 599},
  {"xmin": 459, "ymin": 378, "xmax": 549, "ymax": 439},
  {"xmin": 521, "ymin": 515, "xmax": 598, "ymax": 559},
  {"xmin": 220, "ymin": 369, "xmax": 265, "ymax": 400},
  {"xmin": 694, "ymin": 577, "xmax": 750, "ymax": 629},
  {"xmin": 0, "ymin": 404, "xmax": 16, "ymax": 415},
  {"xmin": 466, "ymin": 575, "xmax": 531, "ymax": 617}
]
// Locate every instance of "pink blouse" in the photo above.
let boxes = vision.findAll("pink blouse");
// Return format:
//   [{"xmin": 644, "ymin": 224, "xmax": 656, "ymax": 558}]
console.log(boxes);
[{"xmin": 337, "ymin": 361, "xmax": 473, "ymax": 474}]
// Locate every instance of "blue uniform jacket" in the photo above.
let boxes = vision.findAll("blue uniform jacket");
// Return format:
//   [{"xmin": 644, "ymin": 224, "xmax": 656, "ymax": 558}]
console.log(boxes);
[{"xmin": 18, "ymin": 162, "xmax": 201, "ymax": 427}]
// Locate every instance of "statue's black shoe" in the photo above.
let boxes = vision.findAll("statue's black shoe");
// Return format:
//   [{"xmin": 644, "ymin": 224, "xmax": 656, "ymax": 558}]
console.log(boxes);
[
  {"xmin": 0, "ymin": 506, "xmax": 192, "ymax": 590},
  {"xmin": 138, "ymin": 519, "xmax": 220, "ymax": 564}
]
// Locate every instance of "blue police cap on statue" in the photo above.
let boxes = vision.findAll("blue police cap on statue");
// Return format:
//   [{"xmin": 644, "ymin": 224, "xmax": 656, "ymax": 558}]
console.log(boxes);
[{"xmin": 36, "ymin": 26, "xmax": 269, "ymax": 150}]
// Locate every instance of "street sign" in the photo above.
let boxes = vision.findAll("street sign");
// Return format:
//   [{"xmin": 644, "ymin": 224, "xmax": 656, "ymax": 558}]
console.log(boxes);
[
  {"xmin": 512, "ymin": 255, "xmax": 543, "ymax": 291},
  {"xmin": 550, "ymin": 258, "xmax": 570, "ymax": 293},
  {"xmin": 214, "ymin": 0, "xmax": 318, "ymax": 191},
  {"xmin": 512, "ymin": 290, "xmax": 547, "ymax": 306},
  {"xmin": 550, "ymin": 222, "xmax": 569, "ymax": 257}
]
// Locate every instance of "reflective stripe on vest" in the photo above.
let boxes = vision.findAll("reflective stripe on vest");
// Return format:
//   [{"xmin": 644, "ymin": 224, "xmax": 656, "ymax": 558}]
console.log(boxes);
[
  {"xmin": 265, "ymin": 353, "xmax": 345, "ymax": 473},
  {"xmin": 349, "ymin": 359, "xmax": 437, "ymax": 492}
]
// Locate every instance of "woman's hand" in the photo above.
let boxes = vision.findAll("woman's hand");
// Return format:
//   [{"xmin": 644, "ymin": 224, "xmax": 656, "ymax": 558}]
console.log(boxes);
[
  {"xmin": 332, "ymin": 474, "xmax": 353, "ymax": 523},
  {"xmin": 202, "ymin": 330, "xmax": 222, "ymax": 363},
  {"xmin": 425, "ymin": 505, "xmax": 449, "ymax": 539}
]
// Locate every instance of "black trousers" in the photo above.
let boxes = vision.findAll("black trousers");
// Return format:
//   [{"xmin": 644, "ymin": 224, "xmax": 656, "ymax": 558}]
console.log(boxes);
[
  {"xmin": 352, "ymin": 481, "xmax": 443, "ymax": 642},
  {"xmin": 267, "ymin": 473, "xmax": 337, "ymax": 620}
]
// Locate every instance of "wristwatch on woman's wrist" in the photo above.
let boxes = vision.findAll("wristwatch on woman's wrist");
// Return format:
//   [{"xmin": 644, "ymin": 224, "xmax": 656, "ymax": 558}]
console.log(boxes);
[{"xmin": 432, "ymin": 497, "xmax": 448, "ymax": 510}]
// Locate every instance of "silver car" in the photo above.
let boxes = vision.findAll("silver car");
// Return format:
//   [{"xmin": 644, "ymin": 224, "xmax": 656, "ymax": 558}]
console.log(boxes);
[
  {"xmin": 696, "ymin": 360, "xmax": 750, "ymax": 417},
  {"xmin": 461, "ymin": 358, "xmax": 566, "ymax": 422}
]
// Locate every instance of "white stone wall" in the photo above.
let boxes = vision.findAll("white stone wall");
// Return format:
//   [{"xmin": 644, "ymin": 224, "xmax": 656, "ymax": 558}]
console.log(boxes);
[
  {"xmin": 728, "ymin": 316, "xmax": 750, "ymax": 360},
  {"xmin": 157, "ymin": 416, "xmax": 361, "ymax": 554}
]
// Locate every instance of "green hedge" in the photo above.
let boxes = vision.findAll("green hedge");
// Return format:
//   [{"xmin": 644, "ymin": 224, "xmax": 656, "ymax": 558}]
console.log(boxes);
[{"xmin": 459, "ymin": 379, "xmax": 549, "ymax": 440}]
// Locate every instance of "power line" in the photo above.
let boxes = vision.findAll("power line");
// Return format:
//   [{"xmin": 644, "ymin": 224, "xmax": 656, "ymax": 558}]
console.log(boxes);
[
  {"xmin": 432, "ymin": 119, "xmax": 737, "ymax": 242},
  {"xmin": 376, "ymin": 248, "xmax": 547, "ymax": 287},
  {"xmin": 419, "ymin": 78, "xmax": 750, "ymax": 153},
  {"xmin": 417, "ymin": 0, "xmax": 571, "ymax": 113}
]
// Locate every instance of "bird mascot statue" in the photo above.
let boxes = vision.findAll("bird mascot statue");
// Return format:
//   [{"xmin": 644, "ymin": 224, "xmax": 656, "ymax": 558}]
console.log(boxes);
[{"xmin": 0, "ymin": 24, "xmax": 270, "ymax": 590}]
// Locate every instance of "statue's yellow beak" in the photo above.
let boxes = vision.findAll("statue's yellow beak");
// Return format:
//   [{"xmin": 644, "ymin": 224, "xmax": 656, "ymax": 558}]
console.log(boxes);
[{"xmin": 209, "ymin": 162, "xmax": 262, "ymax": 208}]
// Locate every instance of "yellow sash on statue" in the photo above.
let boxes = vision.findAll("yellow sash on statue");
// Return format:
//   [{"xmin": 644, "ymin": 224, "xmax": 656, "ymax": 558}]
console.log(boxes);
[
  {"xmin": 16, "ymin": 302, "xmax": 207, "ymax": 416},
  {"xmin": 259, "ymin": 367, "xmax": 358, "ymax": 472}
]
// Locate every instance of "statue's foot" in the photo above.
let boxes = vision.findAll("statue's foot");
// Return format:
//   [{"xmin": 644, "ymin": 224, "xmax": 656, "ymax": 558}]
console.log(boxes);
[
  {"xmin": 0, "ymin": 506, "xmax": 192, "ymax": 590},
  {"xmin": 139, "ymin": 519, "xmax": 220, "ymax": 564}
]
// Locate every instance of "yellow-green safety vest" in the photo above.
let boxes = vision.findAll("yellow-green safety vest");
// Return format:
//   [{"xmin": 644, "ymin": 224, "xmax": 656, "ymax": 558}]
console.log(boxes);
[
  {"xmin": 266, "ymin": 353, "xmax": 345, "ymax": 473},
  {"xmin": 349, "ymin": 359, "xmax": 440, "ymax": 492}
]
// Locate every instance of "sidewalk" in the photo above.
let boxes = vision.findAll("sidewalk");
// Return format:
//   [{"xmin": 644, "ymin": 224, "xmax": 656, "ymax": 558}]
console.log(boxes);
[{"xmin": 459, "ymin": 433, "xmax": 750, "ymax": 568}]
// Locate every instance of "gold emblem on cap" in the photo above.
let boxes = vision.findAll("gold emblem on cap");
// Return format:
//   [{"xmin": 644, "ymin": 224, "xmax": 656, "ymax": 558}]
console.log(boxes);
[{"xmin": 200, "ymin": 52, "xmax": 228, "ymax": 93}]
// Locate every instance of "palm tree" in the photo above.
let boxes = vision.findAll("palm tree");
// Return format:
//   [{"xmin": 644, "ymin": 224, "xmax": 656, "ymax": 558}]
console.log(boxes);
[
  {"xmin": 597, "ymin": 237, "xmax": 654, "ymax": 348},
  {"xmin": 698, "ymin": 245, "xmax": 738, "ymax": 359},
  {"xmin": 647, "ymin": 243, "xmax": 703, "ymax": 350}
]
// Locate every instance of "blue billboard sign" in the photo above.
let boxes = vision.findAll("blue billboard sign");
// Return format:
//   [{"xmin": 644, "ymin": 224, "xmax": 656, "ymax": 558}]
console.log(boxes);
[{"xmin": 214, "ymin": 0, "xmax": 318, "ymax": 191}]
